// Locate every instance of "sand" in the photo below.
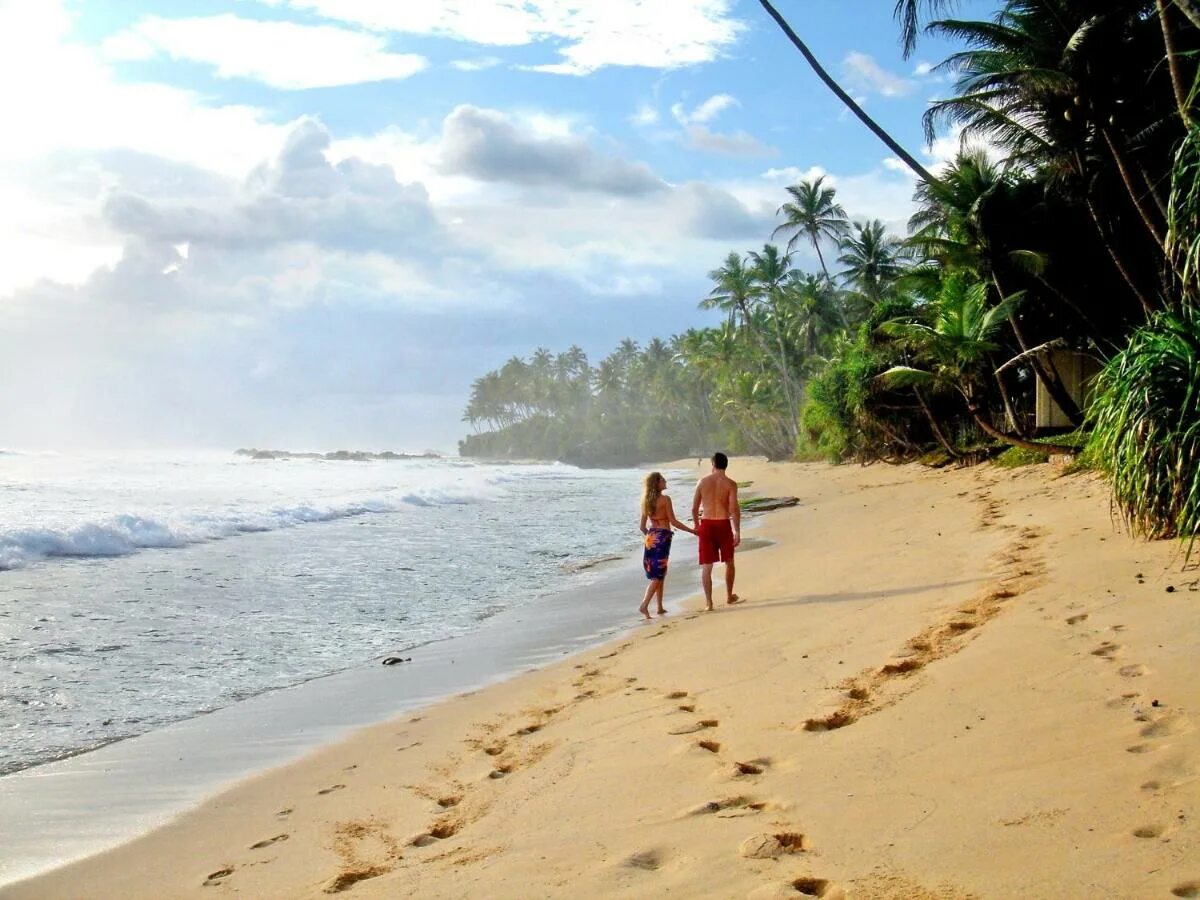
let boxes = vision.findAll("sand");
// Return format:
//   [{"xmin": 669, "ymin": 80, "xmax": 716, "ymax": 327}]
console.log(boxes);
[{"xmin": 4, "ymin": 458, "xmax": 1198, "ymax": 899}]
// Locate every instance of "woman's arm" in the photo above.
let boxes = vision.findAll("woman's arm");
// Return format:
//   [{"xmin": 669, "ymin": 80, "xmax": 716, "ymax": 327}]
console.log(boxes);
[
  {"xmin": 639, "ymin": 509, "xmax": 649, "ymax": 535},
  {"xmin": 665, "ymin": 497, "xmax": 695, "ymax": 534}
]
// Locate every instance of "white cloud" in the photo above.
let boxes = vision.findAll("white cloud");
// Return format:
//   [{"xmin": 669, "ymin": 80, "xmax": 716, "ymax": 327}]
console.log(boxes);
[
  {"xmin": 103, "ymin": 14, "xmax": 428, "ymax": 90},
  {"xmin": 671, "ymin": 93, "xmax": 738, "ymax": 125},
  {"xmin": 631, "ymin": 102, "xmax": 660, "ymax": 126},
  {"xmin": 843, "ymin": 51, "xmax": 915, "ymax": 98},
  {"xmin": 257, "ymin": 0, "xmax": 744, "ymax": 75},
  {"xmin": 683, "ymin": 125, "xmax": 776, "ymax": 158},
  {"xmin": 450, "ymin": 56, "xmax": 504, "ymax": 71}
]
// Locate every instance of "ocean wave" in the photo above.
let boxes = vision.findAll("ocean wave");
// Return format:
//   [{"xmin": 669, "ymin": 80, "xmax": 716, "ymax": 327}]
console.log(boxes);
[{"xmin": 0, "ymin": 489, "xmax": 482, "ymax": 571}]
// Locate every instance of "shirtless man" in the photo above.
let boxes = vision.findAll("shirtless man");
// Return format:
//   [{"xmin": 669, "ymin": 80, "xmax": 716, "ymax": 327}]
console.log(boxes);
[{"xmin": 691, "ymin": 452, "xmax": 741, "ymax": 611}]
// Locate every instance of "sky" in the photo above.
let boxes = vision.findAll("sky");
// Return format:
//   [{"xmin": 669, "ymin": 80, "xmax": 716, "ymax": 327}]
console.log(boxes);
[{"xmin": 0, "ymin": 0, "xmax": 992, "ymax": 452}]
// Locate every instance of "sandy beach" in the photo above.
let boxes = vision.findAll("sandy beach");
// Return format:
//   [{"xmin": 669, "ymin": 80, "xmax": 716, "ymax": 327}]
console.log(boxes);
[{"xmin": 5, "ymin": 457, "xmax": 1198, "ymax": 899}]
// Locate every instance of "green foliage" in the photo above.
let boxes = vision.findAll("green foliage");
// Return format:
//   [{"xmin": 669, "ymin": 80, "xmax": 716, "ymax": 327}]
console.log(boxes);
[
  {"xmin": 993, "ymin": 445, "xmax": 1049, "ymax": 467},
  {"xmin": 1086, "ymin": 309, "xmax": 1200, "ymax": 551}
]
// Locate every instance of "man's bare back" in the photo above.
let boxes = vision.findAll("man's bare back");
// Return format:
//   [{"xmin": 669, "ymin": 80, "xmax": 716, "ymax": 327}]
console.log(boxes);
[
  {"xmin": 694, "ymin": 471, "xmax": 738, "ymax": 522},
  {"xmin": 691, "ymin": 453, "xmax": 741, "ymax": 610}
]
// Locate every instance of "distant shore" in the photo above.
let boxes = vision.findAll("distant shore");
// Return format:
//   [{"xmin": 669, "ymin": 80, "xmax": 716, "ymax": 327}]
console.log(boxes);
[
  {"xmin": 234, "ymin": 448, "xmax": 442, "ymax": 461},
  {"xmin": 6, "ymin": 458, "xmax": 1197, "ymax": 898}
]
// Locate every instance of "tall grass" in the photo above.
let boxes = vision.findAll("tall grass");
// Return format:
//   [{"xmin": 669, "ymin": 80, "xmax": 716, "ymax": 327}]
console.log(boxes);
[{"xmin": 1086, "ymin": 309, "xmax": 1200, "ymax": 556}]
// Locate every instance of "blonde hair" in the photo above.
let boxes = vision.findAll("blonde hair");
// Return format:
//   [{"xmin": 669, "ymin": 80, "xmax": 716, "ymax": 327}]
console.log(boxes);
[{"xmin": 642, "ymin": 471, "xmax": 665, "ymax": 517}]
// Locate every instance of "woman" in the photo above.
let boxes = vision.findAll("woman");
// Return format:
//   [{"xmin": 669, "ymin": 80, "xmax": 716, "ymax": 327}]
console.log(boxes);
[{"xmin": 639, "ymin": 471, "xmax": 695, "ymax": 620}]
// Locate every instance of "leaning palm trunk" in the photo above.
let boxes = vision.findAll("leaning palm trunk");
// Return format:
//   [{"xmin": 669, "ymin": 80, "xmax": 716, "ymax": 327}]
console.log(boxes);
[
  {"xmin": 913, "ymin": 386, "xmax": 960, "ymax": 457},
  {"xmin": 756, "ymin": 0, "xmax": 939, "ymax": 187},
  {"xmin": 1085, "ymin": 196, "xmax": 1157, "ymax": 316},
  {"xmin": 1100, "ymin": 126, "xmax": 1168, "ymax": 253},
  {"xmin": 991, "ymin": 275, "xmax": 1085, "ymax": 427},
  {"xmin": 964, "ymin": 399, "xmax": 1075, "ymax": 455}
]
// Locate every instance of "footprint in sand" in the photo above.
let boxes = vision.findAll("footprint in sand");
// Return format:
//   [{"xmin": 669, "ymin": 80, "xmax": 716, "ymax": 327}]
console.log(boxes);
[
  {"xmin": 436, "ymin": 794, "xmax": 462, "ymax": 808},
  {"xmin": 1172, "ymin": 880, "xmax": 1200, "ymax": 897},
  {"xmin": 1133, "ymin": 824, "xmax": 1166, "ymax": 838},
  {"xmin": 682, "ymin": 795, "xmax": 766, "ymax": 817},
  {"xmin": 1065, "ymin": 613, "xmax": 1089, "ymax": 625},
  {"xmin": 250, "ymin": 833, "xmax": 289, "ymax": 850},
  {"xmin": 697, "ymin": 740, "xmax": 721, "ymax": 753},
  {"xmin": 324, "ymin": 867, "xmax": 390, "ymax": 893},
  {"xmin": 747, "ymin": 876, "xmax": 844, "ymax": 899},
  {"xmin": 1139, "ymin": 713, "xmax": 1185, "ymax": 739},
  {"xmin": 730, "ymin": 759, "xmax": 769, "ymax": 777},
  {"xmin": 623, "ymin": 849, "xmax": 665, "ymax": 871},
  {"xmin": 802, "ymin": 711, "xmax": 856, "ymax": 732},
  {"xmin": 669, "ymin": 719, "xmax": 718, "ymax": 735},
  {"xmin": 203, "ymin": 867, "xmax": 234, "ymax": 887},
  {"xmin": 488, "ymin": 763, "xmax": 514, "ymax": 779},
  {"xmin": 738, "ymin": 832, "xmax": 808, "ymax": 859},
  {"xmin": 665, "ymin": 690, "xmax": 689, "ymax": 699},
  {"xmin": 1119, "ymin": 664, "xmax": 1149, "ymax": 678},
  {"xmin": 677, "ymin": 704, "xmax": 696, "ymax": 713},
  {"xmin": 276, "ymin": 808, "xmax": 293, "ymax": 819},
  {"xmin": 318, "ymin": 784, "xmax": 346, "ymax": 795},
  {"xmin": 1091, "ymin": 642, "xmax": 1121, "ymax": 659}
]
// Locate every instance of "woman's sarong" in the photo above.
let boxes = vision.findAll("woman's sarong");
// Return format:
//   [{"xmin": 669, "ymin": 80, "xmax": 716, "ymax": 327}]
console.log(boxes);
[{"xmin": 643, "ymin": 527, "xmax": 673, "ymax": 580}]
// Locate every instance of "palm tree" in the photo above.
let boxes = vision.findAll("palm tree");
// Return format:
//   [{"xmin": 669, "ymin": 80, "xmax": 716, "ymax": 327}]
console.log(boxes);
[
  {"xmin": 787, "ymin": 272, "xmax": 846, "ymax": 356},
  {"xmin": 879, "ymin": 274, "xmax": 1074, "ymax": 453},
  {"xmin": 772, "ymin": 176, "xmax": 849, "ymax": 280},
  {"xmin": 838, "ymin": 220, "xmax": 905, "ymax": 322},
  {"xmin": 923, "ymin": 1, "xmax": 1184, "ymax": 303},
  {"xmin": 702, "ymin": 252, "xmax": 756, "ymax": 332}
]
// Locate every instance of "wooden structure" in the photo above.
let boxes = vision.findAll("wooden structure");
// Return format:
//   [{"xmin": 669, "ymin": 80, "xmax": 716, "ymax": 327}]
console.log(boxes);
[{"xmin": 1035, "ymin": 350, "xmax": 1102, "ymax": 430}]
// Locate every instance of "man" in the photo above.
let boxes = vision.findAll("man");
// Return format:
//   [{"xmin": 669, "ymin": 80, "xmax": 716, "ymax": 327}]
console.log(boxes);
[{"xmin": 691, "ymin": 452, "xmax": 741, "ymax": 611}]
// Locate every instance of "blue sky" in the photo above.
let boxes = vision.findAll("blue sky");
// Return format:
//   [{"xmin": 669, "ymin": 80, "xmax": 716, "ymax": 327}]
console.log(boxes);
[{"xmin": 0, "ymin": 0, "xmax": 991, "ymax": 451}]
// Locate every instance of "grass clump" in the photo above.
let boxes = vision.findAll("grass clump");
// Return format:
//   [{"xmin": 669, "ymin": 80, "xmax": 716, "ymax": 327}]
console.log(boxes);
[
  {"xmin": 993, "ymin": 445, "xmax": 1049, "ymax": 468},
  {"xmin": 1086, "ymin": 309, "xmax": 1200, "ymax": 555}
]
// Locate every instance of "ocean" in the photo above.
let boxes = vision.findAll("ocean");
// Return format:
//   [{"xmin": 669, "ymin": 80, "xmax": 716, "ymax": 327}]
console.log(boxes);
[{"xmin": 0, "ymin": 451, "xmax": 666, "ymax": 778}]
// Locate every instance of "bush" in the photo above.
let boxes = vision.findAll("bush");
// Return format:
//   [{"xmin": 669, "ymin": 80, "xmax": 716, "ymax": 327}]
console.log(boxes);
[{"xmin": 1086, "ymin": 309, "xmax": 1200, "ymax": 553}]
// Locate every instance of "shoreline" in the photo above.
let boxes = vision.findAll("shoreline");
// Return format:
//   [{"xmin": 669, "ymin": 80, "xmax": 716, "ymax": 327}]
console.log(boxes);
[
  {"xmin": 0, "ymin": 532, "xmax": 704, "ymax": 888},
  {"xmin": 5, "ymin": 458, "xmax": 1198, "ymax": 898}
]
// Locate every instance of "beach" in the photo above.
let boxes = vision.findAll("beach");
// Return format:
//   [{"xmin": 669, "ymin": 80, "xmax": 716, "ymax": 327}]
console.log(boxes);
[{"xmin": 5, "ymin": 457, "xmax": 1198, "ymax": 899}]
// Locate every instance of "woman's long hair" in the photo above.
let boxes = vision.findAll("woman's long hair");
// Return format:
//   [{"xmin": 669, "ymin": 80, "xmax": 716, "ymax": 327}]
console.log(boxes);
[{"xmin": 642, "ymin": 471, "xmax": 665, "ymax": 518}]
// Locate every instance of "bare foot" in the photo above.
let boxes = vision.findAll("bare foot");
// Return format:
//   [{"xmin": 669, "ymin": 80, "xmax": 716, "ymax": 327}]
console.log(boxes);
[
  {"xmin": 726, "ymin": 594, "xmax": 742, "ymax": 605},
  {"xmin": 704, "ymin": 604, "xmax": 714, "ymax": 611},
  {"xmin": 656, "ymin": 608, "xmax": 667, "ymax": 616},
  {"xmin": 639, "ymin": 605, "xmax": 652, "ymax": 620}
]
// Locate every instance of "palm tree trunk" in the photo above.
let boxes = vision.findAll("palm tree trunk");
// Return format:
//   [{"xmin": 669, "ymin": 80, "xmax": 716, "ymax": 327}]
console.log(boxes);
[
  {"xmin": 1085, "ymin": 196, "xmax": 1156, "ymax": 317},
  {"xmin": 1100, "ymin": 125, "xmax": 1167, "ymax": 252},
  {"xmin": 914, "ymin": 386, "xmax": 959, "ymax": 457},
  {"xmin": 812, "ymin": 238, "xmax": 832, "ymax": 282},
  {"xmin": 1159, "ymin": 0, "xmax": 1194, "ymax": 126},
  {"xmin": 988, "ymin": 351, "xmax": 1028, "ymax": 438},
  {"xmin": 1174, "ymin": 0, "xmax": 1200, "ymax": 29},
  {"xmin": 756, "ymin": 0, "xmax": 939, "ymax": 187},
  {"xmin": 966, "ymin": 402, "xmax": 1075, "ymax": 455}
]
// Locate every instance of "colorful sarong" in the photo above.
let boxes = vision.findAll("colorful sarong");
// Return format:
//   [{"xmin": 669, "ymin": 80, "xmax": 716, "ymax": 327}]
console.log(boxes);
[{"xmin": 643, "ymin": 527, "xmax": 673, "ymax": 580}]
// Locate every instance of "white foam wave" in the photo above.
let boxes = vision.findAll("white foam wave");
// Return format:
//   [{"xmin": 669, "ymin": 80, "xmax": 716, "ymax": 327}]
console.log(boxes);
[{"xmin": 0, "ymin": 489, "xmax": 482, "ymax": 571}]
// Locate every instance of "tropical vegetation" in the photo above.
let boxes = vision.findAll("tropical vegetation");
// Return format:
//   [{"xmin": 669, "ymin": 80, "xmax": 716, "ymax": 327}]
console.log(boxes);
[{"xmin": 462, "ymin": 0, "xmax": 1200, "ymax": 548}]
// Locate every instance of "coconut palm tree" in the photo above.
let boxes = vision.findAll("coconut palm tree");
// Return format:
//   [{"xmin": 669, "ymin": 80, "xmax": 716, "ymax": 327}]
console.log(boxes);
[
  {"xmin": 702, "ymin": 252, "xmax": 756, "ymax": 332},
  {"xmin": 772, "ymin": 176, "xmax": 850, "ymax": 280},
  {"xmin": 838, "ymin": 220, "xmax": 905, "ymax": 322}
]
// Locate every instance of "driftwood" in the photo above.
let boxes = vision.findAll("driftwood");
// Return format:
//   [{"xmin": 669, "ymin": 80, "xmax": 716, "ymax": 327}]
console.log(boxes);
[{"xmin": 740, "ymin": 496, "xmax": 800, "ymax": 513}]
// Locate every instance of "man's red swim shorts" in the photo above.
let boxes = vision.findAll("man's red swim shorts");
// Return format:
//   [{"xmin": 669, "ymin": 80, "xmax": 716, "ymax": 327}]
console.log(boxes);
[{"xmin": 697, "ymin": 518, "xmax": 735, "ymax": 565}]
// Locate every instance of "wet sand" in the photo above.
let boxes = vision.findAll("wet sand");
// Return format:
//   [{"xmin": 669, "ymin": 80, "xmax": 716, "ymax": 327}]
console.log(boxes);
[{"xmin": 4, "ymin": 458, "xmax": 1198, "ymax": 898}]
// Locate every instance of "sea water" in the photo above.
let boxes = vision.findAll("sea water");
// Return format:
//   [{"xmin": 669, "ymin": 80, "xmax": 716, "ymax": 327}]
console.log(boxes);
[{"xmin": 0, "ymin": 451, "xmax": 657, "ymax": 777}]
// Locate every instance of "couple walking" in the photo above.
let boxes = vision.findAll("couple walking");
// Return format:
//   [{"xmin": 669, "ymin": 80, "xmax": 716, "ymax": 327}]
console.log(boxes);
[{"xmin": 638, "ymin": 452, "xmax": 741, "ymax": 619}]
